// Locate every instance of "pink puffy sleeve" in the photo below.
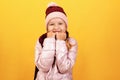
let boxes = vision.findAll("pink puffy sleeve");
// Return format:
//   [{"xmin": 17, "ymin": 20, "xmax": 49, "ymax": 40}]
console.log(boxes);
[
  {"xmin": 56, "ymin": 38, "xmax": 78, "ymax": 73},
  {"xmin": 35, "ymin": 38, "xmax": 56, "ymax": 72}
]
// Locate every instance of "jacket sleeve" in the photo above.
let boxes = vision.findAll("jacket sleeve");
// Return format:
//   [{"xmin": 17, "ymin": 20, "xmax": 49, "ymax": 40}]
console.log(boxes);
[
  {"xmin": 35, "ymin": 38, "xmax": 55, "ymax": 72},
  {"xmin": 56, "ymin": 38, "xmax": 78, "ymax": 74}
]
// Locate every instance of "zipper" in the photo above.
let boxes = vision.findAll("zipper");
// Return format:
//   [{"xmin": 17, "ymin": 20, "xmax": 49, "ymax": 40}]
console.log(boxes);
[{"xmin": 52, "ymin": 35, "xmax": 56, "ymax": 68}]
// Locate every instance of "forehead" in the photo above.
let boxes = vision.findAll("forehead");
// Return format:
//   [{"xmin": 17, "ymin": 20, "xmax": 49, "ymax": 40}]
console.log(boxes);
[{"xmin": 49, "ymin": 17, "xmax": 65, "ymax": 23}]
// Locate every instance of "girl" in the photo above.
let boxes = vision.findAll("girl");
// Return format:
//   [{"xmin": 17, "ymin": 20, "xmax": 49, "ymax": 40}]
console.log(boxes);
[{"xmin": 34, "ymin": 2, "xmax": 78, "ymax": 80}]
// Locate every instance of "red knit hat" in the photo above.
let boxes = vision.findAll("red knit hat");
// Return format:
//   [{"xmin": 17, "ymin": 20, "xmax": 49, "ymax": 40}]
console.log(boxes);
[{"xmin": 45, "ymin": 2, "xmax": 68, "ymax": 27}]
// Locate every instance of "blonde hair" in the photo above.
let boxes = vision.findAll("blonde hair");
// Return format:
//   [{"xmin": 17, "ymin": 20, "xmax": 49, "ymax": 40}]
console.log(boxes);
[{"xmin": 66, "ymin": 39, "xmax": 72, "ymax": 50}]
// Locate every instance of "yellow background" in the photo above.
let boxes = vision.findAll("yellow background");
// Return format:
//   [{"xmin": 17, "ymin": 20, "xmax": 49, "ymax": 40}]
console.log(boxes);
[{"xmin": 0, "ymin": 0, "xmax": 120, "ymax": 80}]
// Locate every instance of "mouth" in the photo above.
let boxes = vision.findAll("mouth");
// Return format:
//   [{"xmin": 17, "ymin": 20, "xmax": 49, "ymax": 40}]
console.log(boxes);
[{"xmin": 52, "ymin": 31, "xmax": 61, "ymax": 33}]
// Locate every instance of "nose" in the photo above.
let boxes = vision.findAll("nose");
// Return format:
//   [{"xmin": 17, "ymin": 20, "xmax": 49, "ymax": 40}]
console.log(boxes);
[{"xmin": 54, "ymin": 24, "xmax": 59, "ymax": 29}]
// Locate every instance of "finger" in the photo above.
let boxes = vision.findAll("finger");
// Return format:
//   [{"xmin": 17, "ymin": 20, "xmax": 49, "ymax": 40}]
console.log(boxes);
[
  {"xmin": 61, "ymin": 30, "xmax": 66, "ymax": 33},
  {"xmin": 47, "ymin": 31, "xmax": 55, "ymax": 38},
  {"xmin": 56, "ymin": 32, "xmax": 66, "ymax": 40}
]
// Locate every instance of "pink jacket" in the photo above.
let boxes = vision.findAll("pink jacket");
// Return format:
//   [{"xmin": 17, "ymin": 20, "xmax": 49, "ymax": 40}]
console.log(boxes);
[{"xmin": 35, "ymin": 37, "xmax": 77, "ymax": 80}]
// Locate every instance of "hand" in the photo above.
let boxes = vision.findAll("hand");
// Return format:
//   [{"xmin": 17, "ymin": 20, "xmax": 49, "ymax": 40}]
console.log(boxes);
[
  {"xmin": 47, "ymin": 31, "xmax": 55, "ymax": 38},
  {"xmin": 56, "ymin": 32, "xmax": 66, "ymax": 40}
]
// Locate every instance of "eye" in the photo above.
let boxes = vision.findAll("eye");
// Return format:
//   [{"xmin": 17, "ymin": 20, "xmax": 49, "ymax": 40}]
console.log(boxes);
[
  {"xmin": 58, "ymin": 22, "xmax": 63, "ymax": 25},
  {"xmin": 49, "ymin": 23, "xmax": 54, "ymax": 26}
]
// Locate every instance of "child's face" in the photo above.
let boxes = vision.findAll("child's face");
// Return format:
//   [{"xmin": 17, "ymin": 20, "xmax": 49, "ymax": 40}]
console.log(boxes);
[{"xmin": 47, "ymin": 17, "xmax": 67, "ymax": 33}]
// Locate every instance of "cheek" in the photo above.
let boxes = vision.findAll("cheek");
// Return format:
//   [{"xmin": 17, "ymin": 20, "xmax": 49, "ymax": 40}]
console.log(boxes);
[
  {"xmin": 61, "ymin": 26, "xmax": 67, "ymax": 31},
  {"xmin": 47, "ymin": 26, "xmax": 53, "ymax": 31}
]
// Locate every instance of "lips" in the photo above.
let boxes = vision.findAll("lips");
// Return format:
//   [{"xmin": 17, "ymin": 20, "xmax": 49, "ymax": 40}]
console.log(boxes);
[{"xmin": 52, "ymin": 30, "xmax": 61, "ymax": 33}]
